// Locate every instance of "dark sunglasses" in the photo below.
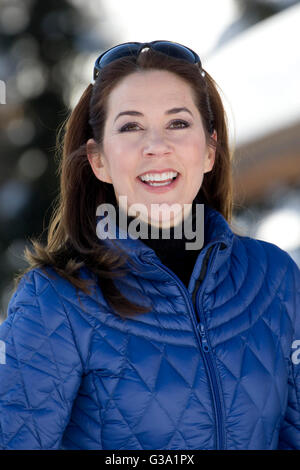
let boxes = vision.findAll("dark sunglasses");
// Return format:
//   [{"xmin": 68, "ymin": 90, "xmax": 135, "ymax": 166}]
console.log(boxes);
[{"xmin": 93, "ymin": 40, "xmax": 202, "ymax": 81}]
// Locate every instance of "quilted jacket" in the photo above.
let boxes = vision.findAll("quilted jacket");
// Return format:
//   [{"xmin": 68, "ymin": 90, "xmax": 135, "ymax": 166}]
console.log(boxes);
[{"xmin": 0, "ymin": 204, "xmax": 300, "ymax": 450}]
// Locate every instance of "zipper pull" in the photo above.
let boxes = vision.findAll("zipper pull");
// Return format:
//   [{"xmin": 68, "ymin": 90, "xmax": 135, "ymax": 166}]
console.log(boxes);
[{"xmin": 198, "ymin": 323, "xmax": 210, "ymax": 352}]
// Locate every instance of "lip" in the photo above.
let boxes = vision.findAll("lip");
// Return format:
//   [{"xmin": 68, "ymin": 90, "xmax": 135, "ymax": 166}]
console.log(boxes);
[
  {"xmin": 136, "ymin": 173, "xmax": 181, "ymax": 194},
  {"xmin": 138, "ymin": 168, "xmax": 178, "ymax": 178}
]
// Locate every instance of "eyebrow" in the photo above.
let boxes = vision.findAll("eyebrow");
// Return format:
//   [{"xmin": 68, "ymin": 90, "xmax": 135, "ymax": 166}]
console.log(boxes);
[{"xmin": 114, "ymin": 107, "xmax": 193, "ymax": 123}]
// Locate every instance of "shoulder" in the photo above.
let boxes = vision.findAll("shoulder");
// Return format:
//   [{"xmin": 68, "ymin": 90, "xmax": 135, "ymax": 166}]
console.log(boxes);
[
  {"xmin": 7, "ymin": 264, "xmax": 105, "ymax": 320},
  {"xmin": 4, "ymin": 265, "xmax": 106, "ymax": 372},
  {"xmin": 6, "ymin": 266, "xmax": 75, "ymax": 326},
  {"xmin": 234, "ymin": 234, "xmax": 300, "ymax": 300},
  {"xmin": 234, "ymin": 233, "xmax": 296, "ymax": 270},
  {"xmin": 8, "ymin": 266, "xmax": 74, "ymax": 310}
]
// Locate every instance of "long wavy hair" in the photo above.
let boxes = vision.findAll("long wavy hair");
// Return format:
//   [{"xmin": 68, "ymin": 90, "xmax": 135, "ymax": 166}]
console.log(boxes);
[{"xmin": 14, "ymin": 47, "xmax": 233, "ymax": 318}]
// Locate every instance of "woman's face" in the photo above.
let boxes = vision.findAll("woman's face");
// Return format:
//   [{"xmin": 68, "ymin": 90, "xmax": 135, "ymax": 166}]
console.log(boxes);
[{"xmin": 87, "ymin": 69, "xmax": 216, "ymax": 227}]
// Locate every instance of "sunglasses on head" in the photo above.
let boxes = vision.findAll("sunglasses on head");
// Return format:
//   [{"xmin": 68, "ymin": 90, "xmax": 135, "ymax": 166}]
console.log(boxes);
[{"xmin": 93, "ymin": 40, "xmax": 203, "ymax": 81}]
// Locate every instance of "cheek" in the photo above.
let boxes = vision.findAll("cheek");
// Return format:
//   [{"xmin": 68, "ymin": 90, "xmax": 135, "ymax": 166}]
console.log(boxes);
[
  {"xmin": 106, "ymin": 155, "xmax": 138, "ymax": 200},
  {"xmin": 105, "ymin": 140, "xmax": 135, "ymax": 178},
  {"xmin": 186, "ymin": 138, "xmax": 207, "ymax": 168},
  {"xmin": 183, "ymin": 140, "xmax": 208, "ymax": 195}
]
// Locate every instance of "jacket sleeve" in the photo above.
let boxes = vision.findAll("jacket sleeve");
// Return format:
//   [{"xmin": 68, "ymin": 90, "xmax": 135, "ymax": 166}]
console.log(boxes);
[
  {"xmin": 277, "ymin": 256, "xmax": 300, "ymax": 449},
  {"xmin": 0, "ymin": 269, "xmax": 84, "ymax": 449}
]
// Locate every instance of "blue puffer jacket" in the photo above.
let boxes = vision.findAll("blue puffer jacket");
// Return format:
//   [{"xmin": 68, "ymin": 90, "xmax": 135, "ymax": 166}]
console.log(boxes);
[{"xmin": 0, "ymin": 205, "xmax": 300, "ymax": 450}]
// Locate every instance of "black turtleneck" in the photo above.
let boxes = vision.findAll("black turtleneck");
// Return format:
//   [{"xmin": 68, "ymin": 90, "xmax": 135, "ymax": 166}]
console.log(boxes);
[
  {"xmin": 142, "ymin": 231, "xmax": 201, "ymax": 288},
  {"xmin": 119, "ymin": 202, "xmax": 203, "ymax": 288}
]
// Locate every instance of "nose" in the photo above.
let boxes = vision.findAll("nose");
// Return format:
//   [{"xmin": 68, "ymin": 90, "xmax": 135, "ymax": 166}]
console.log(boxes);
[{"xmin": 142, "ymin": 129, "xmax": 172, "ymax": 157}]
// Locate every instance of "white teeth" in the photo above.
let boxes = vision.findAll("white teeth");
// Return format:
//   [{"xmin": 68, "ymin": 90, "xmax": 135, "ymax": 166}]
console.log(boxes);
[
  {"xmin": 139, "ymin": 171, "xmax": 178, "ymax": 182},
  {"xmin": 148, "ymin": 180, "xmax": 172, "ymax": 187}
]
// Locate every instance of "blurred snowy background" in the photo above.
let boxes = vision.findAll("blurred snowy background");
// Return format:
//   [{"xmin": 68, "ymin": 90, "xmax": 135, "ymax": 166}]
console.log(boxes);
[{"xmin": 0, "ymin": 0, "xmax": 299, "ymax": 321}]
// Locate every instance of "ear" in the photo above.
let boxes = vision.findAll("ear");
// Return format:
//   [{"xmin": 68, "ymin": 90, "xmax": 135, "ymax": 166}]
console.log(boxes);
[
  {"xmin": 86, "ymin": 138, "xmax": 112, "ymax": 184},
  {"xmin": 204, "ymin": 130, "xmax": 217, "ymax": 173}
]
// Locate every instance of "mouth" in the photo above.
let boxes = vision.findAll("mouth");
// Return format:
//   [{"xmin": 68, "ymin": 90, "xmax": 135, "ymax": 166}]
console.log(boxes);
[
  {"xmin": 136, "ymin": 170, "xmax": 181, "ymax": 193},
  {"xmin": 138, "ymin": 170, "xmax": 179, "ymax": 187}
]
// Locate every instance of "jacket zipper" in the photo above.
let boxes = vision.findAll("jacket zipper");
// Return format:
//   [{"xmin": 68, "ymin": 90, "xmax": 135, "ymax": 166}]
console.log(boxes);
[
  {"xmin": 144, "ymin": 243, "xmax": 226, "ymax": 449},
  {"xmin": 193, "ymin": 245, "xmax": 226, "ymax": 450},
  {"xmin": 196, "ymin": 292, "xmax": 225, "ymax": 450}
]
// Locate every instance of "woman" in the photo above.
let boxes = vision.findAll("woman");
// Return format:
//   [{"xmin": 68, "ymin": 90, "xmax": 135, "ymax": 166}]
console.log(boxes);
[{"xmin": 0, "ymin": 41, "xmax": 299, "ymax": 450}]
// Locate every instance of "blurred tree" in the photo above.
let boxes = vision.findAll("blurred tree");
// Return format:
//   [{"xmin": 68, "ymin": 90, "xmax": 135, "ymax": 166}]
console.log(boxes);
[
  {"xmin": 0, "ymin": 0, "xmax": 108, "ymax": 320},
  {"xmin": 215, "ymin": 0, "xmax": 300, "ymax": 48},
  {"xmin": 235, "ymin": 0, "xmax": 300, "ymax": 23}
]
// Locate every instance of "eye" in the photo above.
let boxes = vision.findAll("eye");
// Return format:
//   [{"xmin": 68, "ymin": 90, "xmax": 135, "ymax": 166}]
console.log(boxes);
[
  {"xmin": 119, "ymin": 119, "xmax": 190, "ymax": 132},
  {"xmin": 169, "ymin": 120, "xmax": 190, "ymax": 129},
  {"xmin": 119, "ymin": 122, "xmax": 140, "ymax": 132}
]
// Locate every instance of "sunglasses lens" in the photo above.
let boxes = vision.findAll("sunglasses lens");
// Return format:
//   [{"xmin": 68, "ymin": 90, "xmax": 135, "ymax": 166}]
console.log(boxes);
[
  {"xmin": 152, "ymin": 41, "xmax": 199, "ymax": 65},
  {"xmin": 94, "ymin": 41, "xmax": 201, "ymax": 80},
  {"xmin": 95, "ymin": 43, "xmax": 140, "ymax": 75}
]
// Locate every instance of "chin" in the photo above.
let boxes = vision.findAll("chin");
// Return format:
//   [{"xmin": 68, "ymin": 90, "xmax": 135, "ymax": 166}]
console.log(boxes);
[{"xmin": 149, "ymin": 203, "xmax": 184, "ymax": 225}]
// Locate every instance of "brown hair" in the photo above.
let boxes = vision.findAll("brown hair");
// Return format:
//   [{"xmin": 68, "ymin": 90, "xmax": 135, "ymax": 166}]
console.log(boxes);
[{"xmin": 14, "ymin": 47, "xmax": 233, "ymax": 318}]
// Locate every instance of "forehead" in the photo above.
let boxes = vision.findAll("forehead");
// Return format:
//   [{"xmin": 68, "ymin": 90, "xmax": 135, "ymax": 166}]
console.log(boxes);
[{"xmin": 106, "ymin": 70, "xmax": 197, "ymax": 113}]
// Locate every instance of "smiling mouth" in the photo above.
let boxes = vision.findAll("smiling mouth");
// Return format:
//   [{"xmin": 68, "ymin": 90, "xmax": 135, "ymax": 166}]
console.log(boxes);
[{"xmin": 138, "ymin": 171, "xmax": 179, "ymax": 186}]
